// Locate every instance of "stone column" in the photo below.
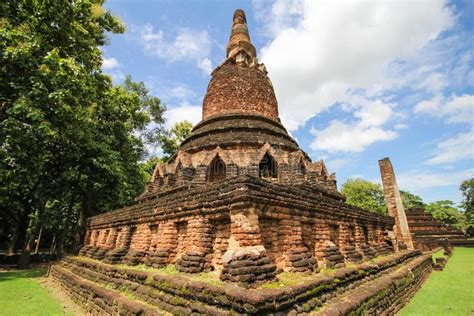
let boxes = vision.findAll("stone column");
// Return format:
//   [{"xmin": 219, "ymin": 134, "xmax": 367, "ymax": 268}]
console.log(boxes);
[
  {"xmin": 146, "ymin": 221, "xmax": 178, "ymax": 268},
  {"xmin": 220, "ymin": 205, "xmax": 276, "ymax": 284},
  {"xmin": 176, "ymin": 216, "xmax": 213, "ymax": 273},
  {"xmin": 281, "ymin": 219, "xmax": 317, "ymax": 272},
  {"xmin": 379, "ymin": 157, "xmax": 414, "ymax": 250}
]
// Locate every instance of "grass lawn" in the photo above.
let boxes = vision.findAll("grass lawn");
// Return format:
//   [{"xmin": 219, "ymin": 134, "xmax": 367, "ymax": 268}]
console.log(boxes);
[
  {"xmin": 400, "ymin": 247, "xmax": 474, "ymax": 316},
  {"xmin": 0, "ymin": 267, "xmax": 71, "ymax": 316}
]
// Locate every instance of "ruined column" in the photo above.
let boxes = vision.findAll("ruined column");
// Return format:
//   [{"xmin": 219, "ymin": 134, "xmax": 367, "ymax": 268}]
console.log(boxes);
[
  {"xmin": 176, "ymin": 216, "xmax": 213, "ymax": 273},
  {"xmin": 220, "ymin": 205, "xmax": 276, "ymax": 283},
  {"xmin": 280, "ymin": 219, "xmax": 317, "ymax": 272},
  {"xmin": 146, "ymin": 221, "xmax": 178, "ymax": 268},
  {"xmin": 379, "ymin": 157, "xmax": 414, "ymax": 250}
]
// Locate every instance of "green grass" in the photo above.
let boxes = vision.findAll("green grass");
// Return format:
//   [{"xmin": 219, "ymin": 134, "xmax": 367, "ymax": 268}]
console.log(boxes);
[
  {"xmin": 0, "ymin": 268, "xmax": 71, "ymax": 316},
  {"xmin": 400, "ymin": 247, "xmax": 474, "ymax": 316}
]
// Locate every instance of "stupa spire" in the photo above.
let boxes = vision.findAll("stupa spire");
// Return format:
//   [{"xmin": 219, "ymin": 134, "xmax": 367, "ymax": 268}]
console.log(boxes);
[{"xmin": 226, "ymin": 9, "xmax": 257, "ymax": 60}]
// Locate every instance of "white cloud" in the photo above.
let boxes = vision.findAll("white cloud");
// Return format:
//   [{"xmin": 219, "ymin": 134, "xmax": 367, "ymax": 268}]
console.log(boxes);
[
  {"xmin": 311, "ymin": 120, "xmax": 397, "ymax": 153},
  {"xmin": 310, "ymin": 97, "xmax": 398, "ymax": 153},
  {"xmin": 165, "ymin": 102, "xmax": 202, "ymax": 129},
  {"xmin": 253, "ymin": 0, "xmax": 304, "ymax": 37},
  {"xmin": 102, "ymin": 56, "xmax": 124, "ymax": 81},
  {"xmin": 198, "ymin": 58, "xmax": 213, "ymax": 75},
  {"xmin": 397, "ymin": 168, "xmax": 473, "ymax": 191},
  {"xmin": 326, "ymin": 158, "xmax": 351, "ymax": 172},
  {"xmin": 415, "ymin": 94, "xmax": 474, "ymax": 124},
  {"xmin": 425, "ymin": 130, "xmax": 474, "ymax": 165},
  {"xmin": 259, "ymin": 0, "xmax": 455, "ymax": 132},
  {"xmin": 102, "ymin": 57, "xmax": 120, "ymax": 69},
  {"xmin": 139, "ymin": 24, "xmax": 212, "ymax": 73}
]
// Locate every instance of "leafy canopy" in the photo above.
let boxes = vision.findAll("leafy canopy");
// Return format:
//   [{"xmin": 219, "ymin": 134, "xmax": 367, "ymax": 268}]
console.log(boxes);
[{"xmin": 340, "ymin": 178, "xmax": 387, "ymax": 214}]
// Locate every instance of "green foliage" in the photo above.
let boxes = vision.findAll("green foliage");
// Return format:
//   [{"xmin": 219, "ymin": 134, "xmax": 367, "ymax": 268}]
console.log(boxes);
[
  {"xmin": 425, "ymin": 200, "xmax": 468, "ymax": 232},
  {"xmin": 159, "ymin": 120, "xmax": 193, "ymax": 162},
  {"xmin": 460, "ymin": 177, "xmax": 474, "ymax": 236},
  {"xmin": 400, "ymin": 190, "xmax": 424, "ymax": 210},
  {"xmin": 0, "ymin": 0, "xmax": 165, "ymax": 257},
  {"xmin": 340, "ymin": 178, "xmax": 387, "ymax": 214}
]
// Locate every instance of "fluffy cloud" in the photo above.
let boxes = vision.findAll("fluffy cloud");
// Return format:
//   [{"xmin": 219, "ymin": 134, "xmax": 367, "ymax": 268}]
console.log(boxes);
[
  {"xmin": 415, "ymin": 94, "xmax": 474, "ymax": 124},
  {"xmin": 198, "ymin": 58, "xmax": 213, "ymax": 75},
  {"xmin": 310, "ymin": 98, "xmax": 398, "ymax": 153},
  {"xmin": 311, "ymin": 121, "xmax": 397, "ymax": 153},
  {"xmin": 164, "ymin": 102, "xmax": 202, "ymax": 129},
  {"xmin": 102, "ymin": 57, "xmax": 120, "ymax": 69},
  {"xmin": 139, "ymin": 24, "xmax": 212, "ymax": 74},
  {"xmin": 259, "ymin": 0, "xmax": 455, "ymax": 134},
  {"xmin": 425, "ymin": 130, "xmax": 474, "ymax": 165},
  {"xmin": 102, "ymin": 56, "xmax": 124, "ymax": 81}
]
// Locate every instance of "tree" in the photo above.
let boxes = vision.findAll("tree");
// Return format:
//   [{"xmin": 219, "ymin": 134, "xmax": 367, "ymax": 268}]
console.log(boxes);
[
  {"xmin": 0, "ymin": 0, "xmax": 166, "ymax": 266},
  {"xmin": 159, "ymin": 120, "xmax": 193, "ymax": 162},
  {"xmin": 400, "ymin": 190, "xmax": 424, "ymax": 210},
  {"xmin": 340, "ymin": 178, "xmax": 387, "ymax": 214},
  {"xmin": 425, "ymin": 200, "xmax": 467, "ymax": 232},
  {"xmin": 460, "ymin": 178, "xmax": 474, "ymax": 236}
]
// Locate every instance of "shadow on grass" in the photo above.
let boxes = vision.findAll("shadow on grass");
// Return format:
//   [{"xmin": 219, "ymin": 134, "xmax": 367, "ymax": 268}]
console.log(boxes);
[{"xmin": 0, "ymin": 268, "xmax": 48, "ymax": 282}]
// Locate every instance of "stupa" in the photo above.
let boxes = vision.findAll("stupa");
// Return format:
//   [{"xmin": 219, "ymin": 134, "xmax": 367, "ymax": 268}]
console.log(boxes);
[
  {"xmin": 77, "ymin": 9, "xmax": 396, "ymax": 283},
  {"xmin": 49, "ymin": 10, "xmax": 438, "ymax": 315}
]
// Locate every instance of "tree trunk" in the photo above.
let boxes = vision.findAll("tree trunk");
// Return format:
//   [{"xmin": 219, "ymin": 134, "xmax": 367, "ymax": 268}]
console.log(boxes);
[
  {"xmin": 18, "ymin": 220, "xmax": 40, "ymax": 269},
  {"xmin": 34, "ymin": 225, "xmax": 43, "ymax": 254},
  {"xmin": 49, "ymin": 235, "xmax": 56, "ymax": 255},
  {"xmin": 73, "ymin": 206, "xmax": 86, "ymax": 253},
  {"xmin": 55, "ymin": 228, "xmax": 67, "ymax": 258},
  {"xmin": 6, "ymin": 209, "xmax": 29, "ymax": 255}
]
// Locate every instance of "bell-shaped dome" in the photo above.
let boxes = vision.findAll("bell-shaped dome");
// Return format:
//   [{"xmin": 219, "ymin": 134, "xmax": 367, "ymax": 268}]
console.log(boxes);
[{"xmin": 202, "ymin": 9, "xmax": 280, "ymax": 122}]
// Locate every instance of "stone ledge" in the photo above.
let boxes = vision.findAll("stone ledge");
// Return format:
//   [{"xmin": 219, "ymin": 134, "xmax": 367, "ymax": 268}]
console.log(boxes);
[
  {"xmin": 50, "ymin": 265, "xmax": 163, "ymax": 315},
  {"xmin": 87, "ymin": 175, "xmax": 394, "ymax": 230},
  {"xmin": 53, "ymin": 250, "xmax": 420, "ymax": 314},
  {"xmin": 314, "ymin": 254, "xmax": 433, "ymax": 315}
]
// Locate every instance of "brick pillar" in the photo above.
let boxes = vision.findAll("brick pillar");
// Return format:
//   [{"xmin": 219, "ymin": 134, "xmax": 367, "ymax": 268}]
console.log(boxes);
[
  {"xmin": 220, "ymin": 205, "xmax": 276, "ymax": 284},
  {"xmin": 379, "ymin": 157, "xmax": 414, "ymax": 250},
  {"xmin": 146, "ymin": 221, "xmax": 178, "ymax": 268},
  {"xmin": 281, "ymin": 219, "xmax": 317, "ymax": 272},
  {"xmin": 339, "ymin": 224, "xmax": 363, "ymax": 263},
  {"xmin": 176, "ymin": 216, "xmax": 213, "ymax": 273},
  {"xmin": 103, "ymin": 226, "xmax": 134, "ymax": 264}
]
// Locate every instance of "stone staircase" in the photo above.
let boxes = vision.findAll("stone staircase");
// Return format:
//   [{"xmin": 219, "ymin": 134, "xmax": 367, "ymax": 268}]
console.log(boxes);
[
  {"xmin": 406, "ymin": 208, "xmax": 467, "ymax": 250},
  {"xmin": 49, "ymin": 249, "xmax": 433, "ymax": 315}
]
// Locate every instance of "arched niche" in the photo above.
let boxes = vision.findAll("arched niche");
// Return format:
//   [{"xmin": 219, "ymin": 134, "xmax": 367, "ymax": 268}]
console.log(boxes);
[
  {"xmin": 259, "ymin": 152, "xmax": 278, "ymax": 179},
  {"xmin": 209, "ymin": 155, "xmax": 226, "ymax": 182}
]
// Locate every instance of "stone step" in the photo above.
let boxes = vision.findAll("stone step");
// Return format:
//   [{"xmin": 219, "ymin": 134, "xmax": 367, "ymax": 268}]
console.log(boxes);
[
  {"xmin": 50, "ymin": 250, "xmax": 425, "ymax": 315},
  {"xmin": 50, "ymin": 264, "xmax": 163, "ymax": 315},
  {"xmin": 313, "ymin": 254, "xmax": 432, "ymax": 315}
]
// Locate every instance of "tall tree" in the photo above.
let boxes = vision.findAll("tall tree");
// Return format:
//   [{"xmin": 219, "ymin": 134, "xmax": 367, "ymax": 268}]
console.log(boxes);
[
  {"xmin": 425, "ymin": 200, "xmax": 468, "ymax": 232},
  {"xmin": 340, "ymin": 178, "xmax": 387, "ymax": 214},
  {"xmin": 0, "ymin": 0, "xmax": 166, "ymax": 266},
  {"xmin": 460, "ymin": 178, "xmax": 474, "ymax": 236}
]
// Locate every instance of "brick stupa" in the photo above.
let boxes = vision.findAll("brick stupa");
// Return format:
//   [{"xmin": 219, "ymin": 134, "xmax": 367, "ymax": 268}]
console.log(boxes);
[{"xmin": 79, "ymin": 9, "xmax": 397, "ymax": 285}]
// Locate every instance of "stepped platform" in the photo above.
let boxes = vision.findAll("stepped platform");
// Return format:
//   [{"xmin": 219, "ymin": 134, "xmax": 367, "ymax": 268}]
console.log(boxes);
[
  {"xmin": 50, "ymin": 249, "xmax": 432, "ymax": 315},
  {"xmin": 406, "ymin": 207, "xmax": 468, "ymax": 250}
]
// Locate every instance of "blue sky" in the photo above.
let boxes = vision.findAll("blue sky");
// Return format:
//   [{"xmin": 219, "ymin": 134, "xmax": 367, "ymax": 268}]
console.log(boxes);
[{"xmin": 101, "ymin": 0, "xmax": 473, "ymax": 205}]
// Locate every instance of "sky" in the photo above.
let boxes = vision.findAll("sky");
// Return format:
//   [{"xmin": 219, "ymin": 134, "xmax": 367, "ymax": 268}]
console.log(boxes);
[{"xmin": 101, "ymin": 0, "xmax": 473, "ymax": 205}]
